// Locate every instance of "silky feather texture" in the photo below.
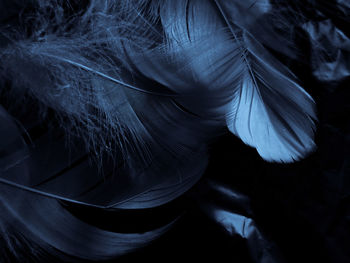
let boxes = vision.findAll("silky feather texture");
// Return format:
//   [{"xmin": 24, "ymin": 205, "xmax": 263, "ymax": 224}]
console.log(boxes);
[
  {"xmin": 0, "ymin": 1, "xmax": 214, "ymax": 261},
  {"xmin": 128, "ymin": 0, "xmax": 243, "ymax": 118},
  {"xmin": 0, "ymin": 0, "xmax": 317, "ymax": 166},
  {"xmin": 225, "ymin": 32, "xmax": 316, "ymax": 162},
  {"xmin": 131, "ymin": 0, "xmax": 317, "ymax": 162},
  {"xmin": 0, "ymin": 0, "xmax": 220, "ymax": 161},
  {"xmin": 0, "ymin": 100, "xmax": 182, "ymax": 261},
  {"xmin": 0, "ymin": 0, "xmax": 318, "ymax": 210},
  {"xmin": 0, "ymin": 0, "xmax": 318, "ymax": 261},
  {"xmin": 0, "ymin": 0, "xmax": 216, "ymax": 206}
]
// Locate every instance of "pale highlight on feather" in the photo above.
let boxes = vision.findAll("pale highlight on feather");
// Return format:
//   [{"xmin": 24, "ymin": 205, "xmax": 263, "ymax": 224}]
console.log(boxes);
[{"xmin": 0, "ymin": 0, "xmax": 320, "ymax": 261}]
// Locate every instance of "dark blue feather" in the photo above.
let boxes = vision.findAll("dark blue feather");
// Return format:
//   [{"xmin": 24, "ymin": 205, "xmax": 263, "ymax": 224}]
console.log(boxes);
[{"xmin": 0, "ymin": 0, "xmax": 320, "ymax": 261}]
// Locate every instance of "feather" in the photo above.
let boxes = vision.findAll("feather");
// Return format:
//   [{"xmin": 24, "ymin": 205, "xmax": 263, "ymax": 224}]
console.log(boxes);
[
  {"xmin": 0, "ymin": 1, "xmax": 213, "ymax": 260},
  {"xmin": 130, "ymin": 0, "xmax": 317, "ymax": 162},
  {"xmin": 214, "ymin": 1, "xmax": 316, "ymax": 162},
  {"xmin": 225, "ymin": 33, "xmax": 316, "ymax": 162},
  {"xmin": 0, "ymin": 101, "xmax": 181, "ymax": 261},
  {"xmin": 212, "ymin": 1, "xmax": 317, "ymax": 162},
  {"xmin": 0, "ymin": 0, "xmax": 214, "ymax": 196},
  {"xmin": 0, "ymin": 0, "xmax": 319, "ymax": 261},
  {"xmin": 213, "ymin": 0, "xmax": 299, "ymax": 58},
  {"xmin": 0, "ymin": 184, "xmax": 177, "ymax": 261}
]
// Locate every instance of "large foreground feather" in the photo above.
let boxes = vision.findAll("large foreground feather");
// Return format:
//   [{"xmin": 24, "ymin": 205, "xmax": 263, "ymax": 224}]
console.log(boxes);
[{"xmin": 0, "ymin": 0, "xmax": 319, "ymax": 261}]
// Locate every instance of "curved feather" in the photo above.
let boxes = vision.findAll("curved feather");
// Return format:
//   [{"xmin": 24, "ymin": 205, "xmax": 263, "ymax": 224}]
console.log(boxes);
[
  {"xmin": 0, "ymin": 1, "xmax": 320, "ymax": 261},
  {"xmin": 213, "ymin": 1, "xmax": 317, "ymax": 162},
  {"xmin": 0, "ymin": 101, "xmax": 180, "ymax": 261},
  {"xmin": 0, "ymin": 185, "xmax": 177, "ymax": 261},
  {"xmin": 0, "ymin": 2, "xmax": 215, "ymax": 260},
  {"xmin": 130, "ymin": 0, "xmax": 317, "ymax": 162},
  {"xmin": 127, "ymin": 0, "xmax": 242, "ymax": 119},
  {"xmin": 226, "ymin": 41, "xmax": 317, "ymax": 162}
]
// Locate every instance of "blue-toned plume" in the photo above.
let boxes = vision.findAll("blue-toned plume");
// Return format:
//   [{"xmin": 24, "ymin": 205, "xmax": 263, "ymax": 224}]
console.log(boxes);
[{"xmin": 0, "ymin": 0, "xmax": 319, "ymax": 261}]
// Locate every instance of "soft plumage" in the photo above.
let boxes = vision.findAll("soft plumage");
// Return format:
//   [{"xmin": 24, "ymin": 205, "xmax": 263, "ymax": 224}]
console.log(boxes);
[{"xmin": 0, "ymin": 0, "xmax": 319, "ymax": 261}]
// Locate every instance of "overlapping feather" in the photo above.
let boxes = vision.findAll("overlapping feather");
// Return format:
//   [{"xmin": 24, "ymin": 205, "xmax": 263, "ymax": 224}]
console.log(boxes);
[
  {"xmin": 0, "ymin": 0, "xmax": 318, "ymax": 261},
  {"xmin": 131, "ymin": 0, "xmax": 317, "ymax": 162}
]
